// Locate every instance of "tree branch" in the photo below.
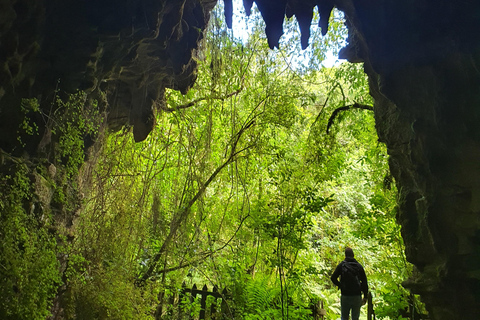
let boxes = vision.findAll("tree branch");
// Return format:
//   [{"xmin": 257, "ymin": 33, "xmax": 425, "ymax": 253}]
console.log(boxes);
[
  {"xmin": 161, "ymin": 89, "xmax": 242, "ymax": 112},
  {"xmin": 326, "ymin": 103, "xmax": 373, "ymax": 134},
  {"xmin": 135, "ymin": 118, "xmax": 255, "ymax": 287},
  {"xmin": 153, "ymin": 214, "xmax": 250, "ymax": 275}
]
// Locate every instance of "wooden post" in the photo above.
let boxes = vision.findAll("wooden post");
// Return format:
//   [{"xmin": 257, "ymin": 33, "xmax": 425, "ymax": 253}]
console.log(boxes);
[
  {"xmin": 311, "ymin": 299, "xmax": 326, "ymax": 320},
  {"xmin": 367, "ymin": 292, "xmax": 375, "ymax": 320},
  {"xmin": 199, "ymin": 284, "xmax": 208, "ymax": 320},
  {"xmin": 191, "ymin": 284, "xmax": 197, "ymax": 302}
]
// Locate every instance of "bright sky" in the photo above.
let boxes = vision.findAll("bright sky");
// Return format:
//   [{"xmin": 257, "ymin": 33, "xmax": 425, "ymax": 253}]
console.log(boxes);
[{"xmin": 223, "ymin": 0, "xmax": 343, "ymax": 68}]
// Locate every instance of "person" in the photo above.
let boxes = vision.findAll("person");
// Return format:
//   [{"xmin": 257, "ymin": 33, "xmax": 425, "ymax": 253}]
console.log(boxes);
[{"xmin": 330, "ymin": 247, "xmax": 369, "ymax": 320}]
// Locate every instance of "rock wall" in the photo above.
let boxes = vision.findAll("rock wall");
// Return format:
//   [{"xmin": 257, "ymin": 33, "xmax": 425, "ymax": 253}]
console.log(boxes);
[
  {"xmin": 324, "ymin": 0, "xmax": 480, "ymax": 318},
  {"xmin": 336, "ymin": 1, "xmax": 480, "ymax": 318},
  {"xmin": 0, "ymin": 1, "xmax": 217, "ymax": 318},
  {"xmin": 230, "ymin": 0, "xmax": 480, "ymax": 318},
  {"xmin": 0, "ymin": 0, "xmax": 216, "ymax": 151}
]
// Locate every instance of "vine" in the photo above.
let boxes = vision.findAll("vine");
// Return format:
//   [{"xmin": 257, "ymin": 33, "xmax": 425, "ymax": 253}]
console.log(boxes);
[{"xmin": 17, "ymin": 98, "xmax": 40, "ymax": 147}]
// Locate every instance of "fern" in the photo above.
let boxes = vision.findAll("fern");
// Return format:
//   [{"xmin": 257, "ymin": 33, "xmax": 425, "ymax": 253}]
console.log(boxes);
[{"xmin": 245, "ymin": 277, "xmax": 271, "ymax": 312}]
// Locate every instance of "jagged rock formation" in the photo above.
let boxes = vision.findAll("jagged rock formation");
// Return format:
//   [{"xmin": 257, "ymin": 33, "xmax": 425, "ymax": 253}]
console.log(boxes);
[
  {"xmin": 0, "ymin": 1, "xmax": 217, "ymax": 318},
  {"xmin": 338, "ymin": 2, "xmax": 480, "ymax": 319},
  {"xmin": 231, "ymin": 0, "xmax": 480, "ymax": 319},
  {"xmin": 0, "ymin": 0, "xmax": 216, "ymax": 149},
  {"xmin": 2, "ymin": 0, "xmax": 480, "ymax": 319}
]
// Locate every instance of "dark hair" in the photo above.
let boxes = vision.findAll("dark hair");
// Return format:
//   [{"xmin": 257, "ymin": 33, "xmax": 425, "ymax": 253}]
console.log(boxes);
[{"xmin": 345, "ymin": 247, "xmax": 354, "ymax": 258}]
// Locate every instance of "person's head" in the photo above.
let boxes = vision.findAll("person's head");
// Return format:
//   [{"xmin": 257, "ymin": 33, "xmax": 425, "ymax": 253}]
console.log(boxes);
[{"xmin": 345, "ymin": 247, "xmax": 354, "ymax": 258}]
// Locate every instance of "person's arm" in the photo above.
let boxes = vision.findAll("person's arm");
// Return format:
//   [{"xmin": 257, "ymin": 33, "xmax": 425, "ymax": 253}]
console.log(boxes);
[
  {"xmin": 359, "ymin": 265, "xmax": 369, "ymax": 300},
  {"xmin": 330, "ymin": 263, "xmax": 342, "ymax": 288}
]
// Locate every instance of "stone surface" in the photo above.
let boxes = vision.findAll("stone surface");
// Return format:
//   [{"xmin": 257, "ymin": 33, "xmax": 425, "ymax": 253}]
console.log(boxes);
[
  {"xmin": 0, "ymin": 0, "xmax": 217, "ymax": 151},
  {"xmin": 336, "ymin": 1, "xmax": 480, "ymax": 318},
  {"xmin": 0, "ymin": 2, "xmax": 217, "ymax": 318}
]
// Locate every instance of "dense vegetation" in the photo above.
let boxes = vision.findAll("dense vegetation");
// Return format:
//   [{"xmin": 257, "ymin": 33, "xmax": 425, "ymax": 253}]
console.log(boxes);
[{"xmin": 0, "ymin": 3, "xmax": 426, "ymax": 320}]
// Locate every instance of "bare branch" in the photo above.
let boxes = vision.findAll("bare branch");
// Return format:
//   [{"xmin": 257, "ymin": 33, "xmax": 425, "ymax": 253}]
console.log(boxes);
[
  {"xmin": 311, "ymin": 97, "xmax": 329, "ymax": 128},
  {"xmin": 153, "ymin": 214, "xmax": 250, "ymax": 275}
]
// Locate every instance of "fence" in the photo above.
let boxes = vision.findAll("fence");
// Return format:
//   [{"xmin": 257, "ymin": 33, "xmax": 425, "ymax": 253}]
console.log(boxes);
[
  {"xmin": 174, "ymin": 283, "xmax": 328, "ymax": 320},
  {"xmin": 157, "ymin": 284, "xmax": 426, "ymax": 320},
  {"xmin": 154, "ymin": 283, "xmax": 230, "ymax": 319},
  {"xmin": 179, "ymin": 283, "xmax": 229, "ymax": 320}
]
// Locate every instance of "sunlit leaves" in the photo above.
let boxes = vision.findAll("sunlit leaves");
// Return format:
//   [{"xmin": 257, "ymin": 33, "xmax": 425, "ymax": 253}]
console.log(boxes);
[{"xmin": 66, "ymin": 1, "xmax": 418, "ymax": 319}]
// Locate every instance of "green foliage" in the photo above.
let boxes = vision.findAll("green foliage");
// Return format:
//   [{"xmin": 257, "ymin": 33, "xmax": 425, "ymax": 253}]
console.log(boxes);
[
  {"xmin": 241, "ymin": 276, "xmax": 311, "ymax": 320},
  {"xmin": 17, "ymin": 98, "xmax": 40, "ymax": 147},
  {"xmin": 45, "ymin": 91, "xmax": 103, "ymax": 222},
  {"xmin": 59, "ymin": 128, "xmax": 162, "ymax": 318},
  {"xmin": 0, "ymin": 89, "xmax": 105, "ymax": 319},
  {"xmin": 53, "ymin": 91, "xmax": 102, "ymax": 179},
  {"xmin": 0, "ymin": 163, "xmax": 61, "ymax": 320},
  {"xmin": 64, "ymin": 265, "xmax": 154, "ymax": 320},
  {"xmin": 44, "ymin": 2, "xmax": 425, "ymax": 319}
]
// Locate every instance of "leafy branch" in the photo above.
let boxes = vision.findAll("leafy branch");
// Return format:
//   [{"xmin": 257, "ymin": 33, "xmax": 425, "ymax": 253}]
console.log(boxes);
[
  {"xmin": 135, "ymin": 117, "xmax": 256, "ymax": 286},
  {"xmin": 160, "ymin": 88, "xmax": 242, "ymax": 112}
]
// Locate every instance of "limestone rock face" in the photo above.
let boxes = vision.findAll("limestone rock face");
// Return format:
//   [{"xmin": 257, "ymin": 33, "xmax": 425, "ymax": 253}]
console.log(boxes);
[
  {"xmin": 336, "ymin": 1, "xmax": 480, "ymax": 318},
  {"xmin": 0, "ymin": 2, "xmax": 216, "ymax": 317},
  {"xmin": 338, "ymin": 1, "xmax": 480, "ymax": 318},
  {"xmin": 0, "ymin": 0, "xmax": 217, "ymax": 149},
  {"xmin": 228, "ymin": 0, "xmax": 480, "ymax": 318}
]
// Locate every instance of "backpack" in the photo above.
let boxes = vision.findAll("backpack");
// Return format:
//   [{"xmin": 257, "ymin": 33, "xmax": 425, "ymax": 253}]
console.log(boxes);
[{"xmin": 341, "ymin": 261, "xmax": 361, "ymax": 293}]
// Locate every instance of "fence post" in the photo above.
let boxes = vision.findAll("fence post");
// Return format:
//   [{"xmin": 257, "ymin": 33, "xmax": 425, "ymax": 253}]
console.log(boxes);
[
  {"xmin": 179, "ymin": 282, "xmax": 186, "ymax": 317},
  {"xmin": 199, "ymin": 284, "xmax": 208, "ymax": 320},
  {"xmin": 367, "ymin": 292, "xmax": 375, "ymax": 320},
  {"xmin": 211, "ymin": 285, "xmax": 219, "ymax": 319},
  {"xmin": 320, "ymin": 300, "xmax": 326, "ymax": 320}
]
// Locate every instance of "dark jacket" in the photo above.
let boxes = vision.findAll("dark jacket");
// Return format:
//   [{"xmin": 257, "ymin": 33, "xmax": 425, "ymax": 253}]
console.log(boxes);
[{"xmin": 331, "ymin": 257, "xmax": 368, "ymax": 297}]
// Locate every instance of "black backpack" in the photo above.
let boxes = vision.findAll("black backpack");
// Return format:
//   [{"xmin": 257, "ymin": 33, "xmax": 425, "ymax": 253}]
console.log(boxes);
[{"xmin": 341, "ymin": 261, "xmax": 361, "ymax": 292}]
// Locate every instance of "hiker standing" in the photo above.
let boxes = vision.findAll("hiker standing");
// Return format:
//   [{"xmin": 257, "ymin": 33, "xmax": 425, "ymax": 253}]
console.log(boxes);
[{"xmin": 331, "ymin": 247, "xmax": 369, "ymax": 320}]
